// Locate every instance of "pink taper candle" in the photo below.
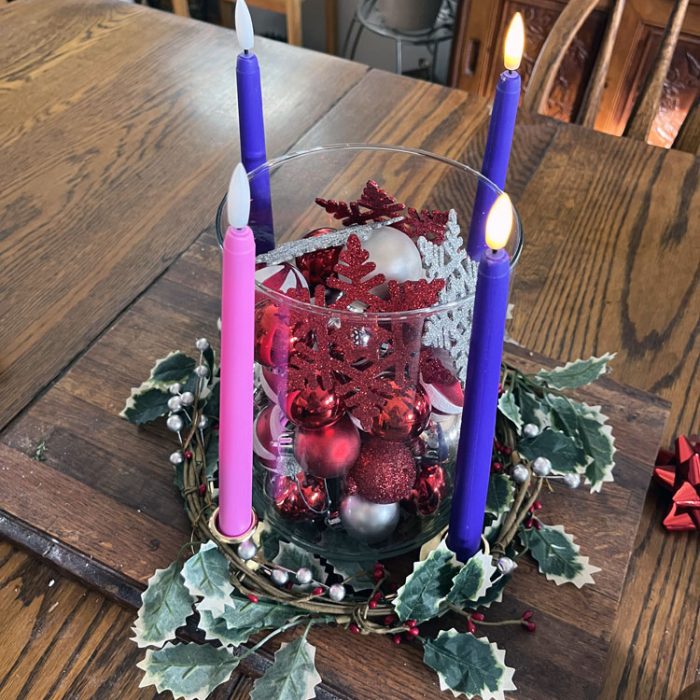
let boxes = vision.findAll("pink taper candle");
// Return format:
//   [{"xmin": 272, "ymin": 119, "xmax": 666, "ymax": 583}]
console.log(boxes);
[{"xmin": 218, "ymin": 163, "xmax": 256, "ymax": 537}]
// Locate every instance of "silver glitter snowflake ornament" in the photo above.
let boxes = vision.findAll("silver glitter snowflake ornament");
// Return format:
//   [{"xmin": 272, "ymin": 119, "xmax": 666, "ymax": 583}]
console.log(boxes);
[{"xmin": 418, "ymin": 210, "xmax": 478, "ymax": 382}]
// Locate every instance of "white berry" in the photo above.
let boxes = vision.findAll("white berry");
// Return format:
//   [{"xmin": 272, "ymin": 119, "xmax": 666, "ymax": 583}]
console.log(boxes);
[
  {"xmin": 522, "ymin": 423, "xmax": 540, "ymax": 438},
  {"xmin": 563, "ymin": 473, "xmax": 581, "ymax": 489},
  {"xmin": 532, "ymin": 457, "xmax": 552, "ymax": 477},
  {"xmin": 512, "ymin": 465, "xmax": 529, "ymax": 484},
  {"xmin": 296, "ymin": 567, "xmax": 312, "ymax": 585}
]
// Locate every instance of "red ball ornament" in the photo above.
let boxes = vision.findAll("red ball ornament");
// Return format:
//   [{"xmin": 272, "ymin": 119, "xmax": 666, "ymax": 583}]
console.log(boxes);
[
  {"xmin": 411, "ymin": 465, "xmax": 448, "ymax": 516},
  {"xmin": 267, "ymin": 471, "xmax": 328, "ymax": 520},
  {"xmin": 420, "ymin": 347, "xmax": 464, "ymax": 415},
  {"xmin": 294, "ymin": 414, "xmax": 361, "ymax": 479},
  {"xmin": 295, "ymin": 228, "xmax": 341, "ymax": 287},
  {"xmin": 361, "ymin": 380, "xmax": 431, "ymax": 441},
  {"xmin": 348, "ymin": 438, "xmax": 417, "ymax": 503},
  {"xmin": 281, "ymin": 379, "xmax": 344, "ymax": 429},
  {"xmin": 255, "ymin": 263, "xmax": 310, "ymax": 299},
  {"xmin": 255, "ymin": 301, "xmax": 293, "ymax": 367},
  {"xmin": 253, "ymin": 404, "xmax": 288, "ymax": 469},
  {"xmin": 258, "ymin": 365, "xmax": 284, "ymax": 403}
]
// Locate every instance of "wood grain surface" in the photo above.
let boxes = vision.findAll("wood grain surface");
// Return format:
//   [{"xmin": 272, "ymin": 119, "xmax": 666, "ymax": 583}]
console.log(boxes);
[{"xmin": 0, "ymin": 1, "xmax": 698, "ymax": 698}]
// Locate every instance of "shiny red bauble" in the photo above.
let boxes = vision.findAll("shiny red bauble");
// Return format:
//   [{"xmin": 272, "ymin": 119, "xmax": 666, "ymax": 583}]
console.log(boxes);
[
  {"xmin": 267, "ymin": 471, "xmax": 328, "ymax": 520},
  {"xmin": 419, "ymin": 347, "xmax": 464, "ymax": 415},
  {"xmin": 255, "ymin": 301, "xmax": 293, "ymax": 368},
  {"xmin": 295, "ymin": 228, "xmax": 341, "ymax": 287},
  {"xmin": 253, "ymin": 404, "xmax": 287, "ymax": 470},
  {"xmin": 281, "ymin": 380, "xmax": 344, "ymax": 429},
  {"xmin": 348, "ymin": 438, "xmax": 417, "ymax": 503},
  {"xmin": 294, "ymin": 414, "xmax": 361, "ymax": 479},
  {"xmin": 362, "ymin": 380, "xmax": 431, "ymax": 441},
  {"xmin": 410, "ymin": 464, "xmax": 448, "ymax": 516}
]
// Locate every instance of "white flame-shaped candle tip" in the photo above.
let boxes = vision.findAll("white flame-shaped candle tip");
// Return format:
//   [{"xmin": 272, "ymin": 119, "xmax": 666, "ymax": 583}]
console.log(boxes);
[
  {"xmin": 485, "ymin": 193, "xmax": 513, "ymax": 251},
  {"xmin": 504, "ymin": 12, "xmax": 525, "ymax": 71},
  {"xmin": 235, "ymin": 0, "xmax": 255, "ymax": 52},
  {"xmin": 227, "ymin": 163, "xmax": 251, "ymax": 230}
]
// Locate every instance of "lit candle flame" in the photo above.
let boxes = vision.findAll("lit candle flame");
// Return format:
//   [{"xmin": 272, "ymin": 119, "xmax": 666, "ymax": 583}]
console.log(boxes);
[
  {"xmin": 504, "ymin": 12, "xmax": 524, "ymax": 71},
  {"xmin": 485, "ymin": 193, "xmax": 513, "ymax": 250},
  {"xmin": 227, "ymin": 163, "xmax": 251, "ymax": 230},
  {"xmin": 235, "ymin": 0, "xmax": 255, "ymax": 52}
]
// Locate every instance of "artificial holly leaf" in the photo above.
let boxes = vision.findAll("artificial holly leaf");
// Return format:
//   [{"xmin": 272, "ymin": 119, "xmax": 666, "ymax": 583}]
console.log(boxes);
[
  {"xmin": 137, "ymin": 642, "xmax": 238, "ymax": 700},
  {"xmin": 447, "ymin": 551, "xmax": 498, "ymax": 608},
  {"xmin": 250, "ymin": 634, "xmax": 322, "ymax": 700},
  {"xmin": 576, "ymin": 405, "xmax": 616, "ymax": 492},
  {"xmin": 486, "ymin": 473, "xmax": 515, "ymax": 517},
  {"xmin": 218, "ymin": 595, "xmax": 305, "ymax": 639},
  {"xmin": 534, "ymin": 353, "xmax": 615, "ymax": 390},
  {"xmin": 120, "ymin": 387, "xmax": 171, "ymax": 425},
  {"xmin": 520, "ymin": 524, "xmax": 600, "ymax": 588},
  {"xmin": 324, "ymin": 558, "xmax": 375, "ymax": 591},
  {"xmin": 202, "ymin": 345, "xmax": 216, "ymax": 373},
  {"xmin": 204, "ymin": 432, "xmax": 219, "ymax": 481},
  {"xmin": 483, "ymin": 513, "xmax": 504, "ymax": 545},
  {"xmin": 203, "ymin": 379, "xmax": 220, "ymax": 420},
  {"xmin": 149, "ymin": 352, "xmax": 197, "ymax": 388},
  {"xmin": 518, "ymin": 429, "xmax": 585, "ymax": 474},
  {"xmin": 497, "ymin": 391, "xmax": 522, "ymax": 431},
  {"xmin": 423, "ymin": 629, "xmax": 516, "ymax": 700},
  {"xmin": 393, "ymin": 542, "xmax": 460, "ymax": 623},
  {"xmin": 273, "ymin": 541, "xmax": 326, "ymax": 587},
  {"xmin": 545, "ymin": 394, "xmax": 581, "ymax": 437},
  {"xmin": 472, "ymin": 574, "xmax": 510, "ymax": 609},
  {"xmin": 182, "ymin": 541, "xmax": 234, "ymax": 618},
  {"xmin": 513, "ymin": 383, "xmax": 547, "ymax": 428},
  {"xmin": 132, "ymin": 561, "xmax": 194, "ymax": 648}
]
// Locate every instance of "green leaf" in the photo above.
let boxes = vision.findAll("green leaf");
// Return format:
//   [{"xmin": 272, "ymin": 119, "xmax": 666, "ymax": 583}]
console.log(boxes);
[
  {"xmin": 423, "ymin": 629, "xmax": 516, "ymax": 700},
  {"xmin": 120, "ymin": 387, "xmax": 170, "ymax": 425},
  {"xmin": 132, "ymin": 561, "xmax": 194, "ymax": 648},
  {"xmin": 473, "ymin": 574, "xmax": 510, "ymax": 609},
  {"xmin": 514, "ymin": 383, "xmax": 547, "ymax": 427},
  {"xmin": 518, "ymin": 429, "xmax": 585, "ymax": 474},
  {"xmin": 485, "ymin": 473, "xmax": 515, "ymax": 517},
  {"xmin": 202, "ymin": 346, "xmax": 216, "ymax": 373},
  {"xmin": 203, "ymin": 432, "xmax": 219, "ymax": 481},
  {"xmin": 273, "ymin": 541, "xmax": 326, "ymax": 587},
  {"xmin": 497, "ymin": 391, "xmax": 522, "ymax": 431},
  {"xmin": 534, "ymin": 353, "xmax": 615, "ymax": 389},
  {"xmin": 150, "ymin": 352, "xmax": 197, "ymax": 387},
  {"xmin": 520, "ymin": 524, "xmax": 600, "ymax": 588},
  {"xmin": 217, "ymin": 595, "xmax": 305, "ymax": 641},
  {"xmin": 393, "ymin": 542, "xmax": 460, "ymax": 623},
  {"xmin": 447, "ymin": 551, "xmax": 498, "ymax": 608},
  {"xmin": 324, "ymin": 558, "xmax": 375, "ymax": 591},
  {"xmin": 204, "ymin": 379, "xmax": 220, "ymax": 419},
  {"xmin": 251, "ymin": 634, "xmax": 322, "ymax": 700},
  {"xmin": 182, "ymin": 541, "xmax": 234, "ymax": 618},
  {"xmin": 577, "ymin": 405, "xmax": 616, "ymax": 492},
  {"xmin": 545, "ymin": 395, "xmax": 581, "ymax": 437},
  {"xmin": 137, "ymin": 642, "xmax": 239, "ymax": 700}
]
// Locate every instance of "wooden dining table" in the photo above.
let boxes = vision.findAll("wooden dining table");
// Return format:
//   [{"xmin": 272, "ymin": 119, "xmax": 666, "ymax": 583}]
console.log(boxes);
[{"xmin": 0, "ymin": 1, "xmax": 698, "ymax": 698}]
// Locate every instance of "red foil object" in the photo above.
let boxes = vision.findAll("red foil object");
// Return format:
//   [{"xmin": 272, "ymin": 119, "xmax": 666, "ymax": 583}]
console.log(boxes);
[
  {"xmin": 411, "ymin": 464, "xmax": 448, "ymax": 516},
  {"xmin": 268, "ymin": 471, "xmax": 328, "ymax": 520},
  {"xmin": 294, "ymin": 414, "xmax": 361, "ymax": 479},
  {"xmin": 281, "ymin": 378, "xmax": 344, "ymax": 429},
  {"xmin": 361, "ymin": 380, "xmax": 431, "ymax": 441},
  {"xmin": 653, "ymin": 435, "xmax": 700, "ymax": 531}
]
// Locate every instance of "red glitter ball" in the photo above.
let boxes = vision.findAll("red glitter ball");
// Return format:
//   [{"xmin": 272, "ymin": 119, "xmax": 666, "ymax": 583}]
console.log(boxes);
[
  {"xmin": 295, "ymin": 228, "xmax": 342, "ymax": 287},
  {"xmin": 348, "ymin": 438, "xmax": 417, "ymax": 504}
]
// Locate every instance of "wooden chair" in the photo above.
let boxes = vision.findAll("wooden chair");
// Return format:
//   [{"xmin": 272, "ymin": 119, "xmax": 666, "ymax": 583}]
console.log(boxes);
[
  {"xmin": 219, "ymin": 0, "xmax": 337, "ymax": 53},
  {"xmin": 522, "ymin": 0, "xmax": 697, "ymax": 150}
]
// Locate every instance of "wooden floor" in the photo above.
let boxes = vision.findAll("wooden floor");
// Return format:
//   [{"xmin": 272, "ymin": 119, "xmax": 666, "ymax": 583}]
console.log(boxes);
[{"xmin": 0, "ymin": 541, "xmax": 255, "ymax": 700}]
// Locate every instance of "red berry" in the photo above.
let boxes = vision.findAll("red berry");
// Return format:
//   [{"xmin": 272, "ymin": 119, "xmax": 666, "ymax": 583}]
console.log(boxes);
[
  {"xmin": 407, "ymin": 626, "xmax": 420, "ymax": 637},
  {"xmin": 491, "ymin": 462, "xmax": 503, "ymax": 473},
  {"xmin": 284, "ymin": 581, "xmax": 294, "ymax": 591},
  {"xmin": 349, "ymin": 624, "xmax": 360, "ymax": 634},
  {"xmin": 502, "ymin": 446, "xmax": 513, "ymax": 456},
  {"xmin": 522, "ymin": 620, "xmax": 536, "ymax": 632},
  {"xmin": 368, "ymin": 599, "xmax": 378, "ymax": 609},
  {"xmin": 466, "ymin": 620, "xmax": 476, "ymax": 634},
  {"xmin": 198, "ymin": 483, "xmax": 206, "ymax": 495},
  {"xmin": 392, "ymin": 635, "xmax": 402, "ymax": 645},
  {"xmin": 534, "ymin": 500, "xmax": 543, "ymax": 511},
  {"xmin": 521, "ymin": 609, "xmax": 534, "ymax": 621},
  {"xmin": 184, "ymin": 450, "xmax": 193, "ymax": 460},
  {"xmin": 371, "ymin": 591, "xmax": 382, "ymax": 602},
  {"xmin": 246, "ymin": 594, "xmax": 259, "ymax": 604},
  {"xmin": 471, "ymin": 612, "xmax": 485, "ymax": 622},
  {"xmin": 384, "ymin": 614, "xmax": 396, "ymax": 626},
  {"xmin": 498, "ymin": 383, "xmax": 504, "ymax": 395},
  {"xmin": 406, "ymin": 619, "xmax": 417, "ymax": 628},
  {"xmin": 524, "ymin": 517, "xmax": 533, "ymax": 529},
  {"xmin": 312, "ymin": 586, "xmax": 324, "ymax": 596},
  {"xmin": 534, "ymin": 520, "xmax": 542, "ymax": 530}
]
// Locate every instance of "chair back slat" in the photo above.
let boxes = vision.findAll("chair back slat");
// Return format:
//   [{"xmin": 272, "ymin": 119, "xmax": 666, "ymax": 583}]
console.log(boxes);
[
  {"xmin": 577, "ymin": 0, "xmax": 627, "ymax": 128},
  {"xmin": 624, "ymin": 0, "xmax": 691, "ymax": 140},
  {"xmin": 673, "ymin": 96, "xmax": 700, "ymax": 154}
]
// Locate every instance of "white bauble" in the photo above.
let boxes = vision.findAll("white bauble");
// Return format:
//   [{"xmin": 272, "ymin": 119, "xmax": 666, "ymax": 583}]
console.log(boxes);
[{"xmin": 339, "ymin": 494, "xmax": 400, "ymax": 543}]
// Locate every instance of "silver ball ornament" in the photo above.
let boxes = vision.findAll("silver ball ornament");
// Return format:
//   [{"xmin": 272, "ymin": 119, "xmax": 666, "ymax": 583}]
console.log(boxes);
[
  {"xmin": 532, "ymin": 457, "xmax": 552, "ymax": 477},
  {"xmin": 195, "ymin": 364, "xmax": 209, "ymax": 379},
  {"xmin": 166, "ymin": 414, "xmax": 184, "ymax": 432},
  {"xmin": 420, "ymin": 413, "xmax": 461, "ymax": 463},
  {"xmin": 296, "ymin": 567, "xmax": 313, "ymax": 585},
  {"xmin": 522, "ymin": 423, "xmax": 540, "ymax": 438},
  {"xmin": 512, "ymin": 464, "xmax": 529, "ymax": 484},
  {"xmin": 497, "ymin": 557, "xmax": 517, "ymax": 575},
  {"xmin": 271, "ymin": 569, "xmax": 289, "ymax": 586},
  {"xmin": 197, "ymin": 415, "xmax": 209, "ymax": 430},
  {"xmin": 195, "ymin": 338, "xmax": 210, "ymax": 351},
  {"xmin": 180, "ymin": 391, "xmax": 195, "ymax": 406},
  {"xmin": 563, "ymin": 473, "xmax": 581, "ymax": 489},
  {"xmin": 167, "ymin": 395, "xmax": 182, "ymax": 411},
  {"xmin": 339, "ymin": 494, "xmax": 400, "ymax": 544},
  {"xmin": 169, "ymin": 451, "xmax": 184, "ymax": 465},
  {"xmin": 328, "ymin": 583, "xmax": 346, "ymax": 602},
  {"xmin": 168, "ymin": 382, "xmax": 181, "ymax": 395},
  {"xmin": 237, "ymin": 539, "xmax": 257, "ymax": 561}
]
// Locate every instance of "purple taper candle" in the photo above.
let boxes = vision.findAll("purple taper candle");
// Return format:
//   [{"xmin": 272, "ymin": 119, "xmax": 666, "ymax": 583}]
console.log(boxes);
[
  {"xmin": 448, "ymin": 194, "xmax": 514, "ymax": 561},
  {"xmin": 235, "ymin": 0, "xmax": 274, "ymax": 254},
  {"xmin": 467, "ymin": 13, "xmax": 524, "ymax": 260}
]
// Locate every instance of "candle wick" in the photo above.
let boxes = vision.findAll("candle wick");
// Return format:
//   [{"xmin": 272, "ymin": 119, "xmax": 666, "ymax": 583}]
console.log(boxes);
[{"xmin": 244, "ymin": 48, "xmax": 251, "ymax": 56}]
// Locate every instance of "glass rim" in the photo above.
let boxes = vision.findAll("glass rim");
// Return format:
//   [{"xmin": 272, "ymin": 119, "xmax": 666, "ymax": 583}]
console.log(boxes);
[{"xmin": 216, "ymin": 143, "xmax": 523, "ymax": 320}]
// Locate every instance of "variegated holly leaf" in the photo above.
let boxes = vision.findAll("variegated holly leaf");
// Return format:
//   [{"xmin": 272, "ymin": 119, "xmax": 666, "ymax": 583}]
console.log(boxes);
[
  {"xmin": 473, "ymin": 574, "xmax": 509, "ymax": 609},
  {"xmin": 137, "ymin": 642, "xmax": 238, "ymax": 700},
  {"xmin": 520, "ymin": 524, "xmax": 600, "ymax": 587},
  {"xmin": 545, "ymin": 394, "xmax": 581, "ymax": 437},
  {"xmin": 577, "ymin": 404, "xmax": 616, "ymax": 492},
  {"xmin": 497, "ymin": 391, "xmax": 522, "ymax": 431},
  {"xmin": 132, "ymin": 561, "xmax": 194, "ymax": 648},
  {"xmin": 273, "ymin": 541, "xmax": 326, "ymax": 586},
  {"xmin": 514, "ymin": 384, "xmax": 548, "ymax": 428},
  {"xmin": 447, "ymin": 551, "xmax": 498, "ymax": 608},
  {"xmin": 217, "ymin": 595, "xmax": 305, "ymax": 638},
  {"xmin": 149, "ymin": 352, "xmax": 197, "ymax": 388},
  {"xmin": 518, "ymin": 429, "xmax": 585, "ymax": 474},
  {"xmin": 483, "ymin": 513, "xmax": 504, "ymax": 545},
  {"xmin": 251, "ymin": 634, "xmax": 322, "ymax": 700},
  {"xmin": 324, "ymin": 558, "xmax": 375, "ymax": 591},
  {"xmin": 534, "ymin": 353, "xmax": 615, "ymax": 390},
  {"xmin": 204, "ymin": 432, "xmax": 219, "ymax": 481},
  {"xmin": 423, "ymin": 629, "xmax": 516, "ymax": 700},
  {"xmin": 486, "ymin": 473, "xmax": 515, "ymax": 516},
  {"xmin": 182, "ymin": 541, "xmax": 233, "ymax": 618},
  {"xmin": 394, "ymin": 542, "xmax": 460, "ymax": 623},
  {"xmin": 120, "ymin": 386, "xmax": 171, "ymax": 425}
]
